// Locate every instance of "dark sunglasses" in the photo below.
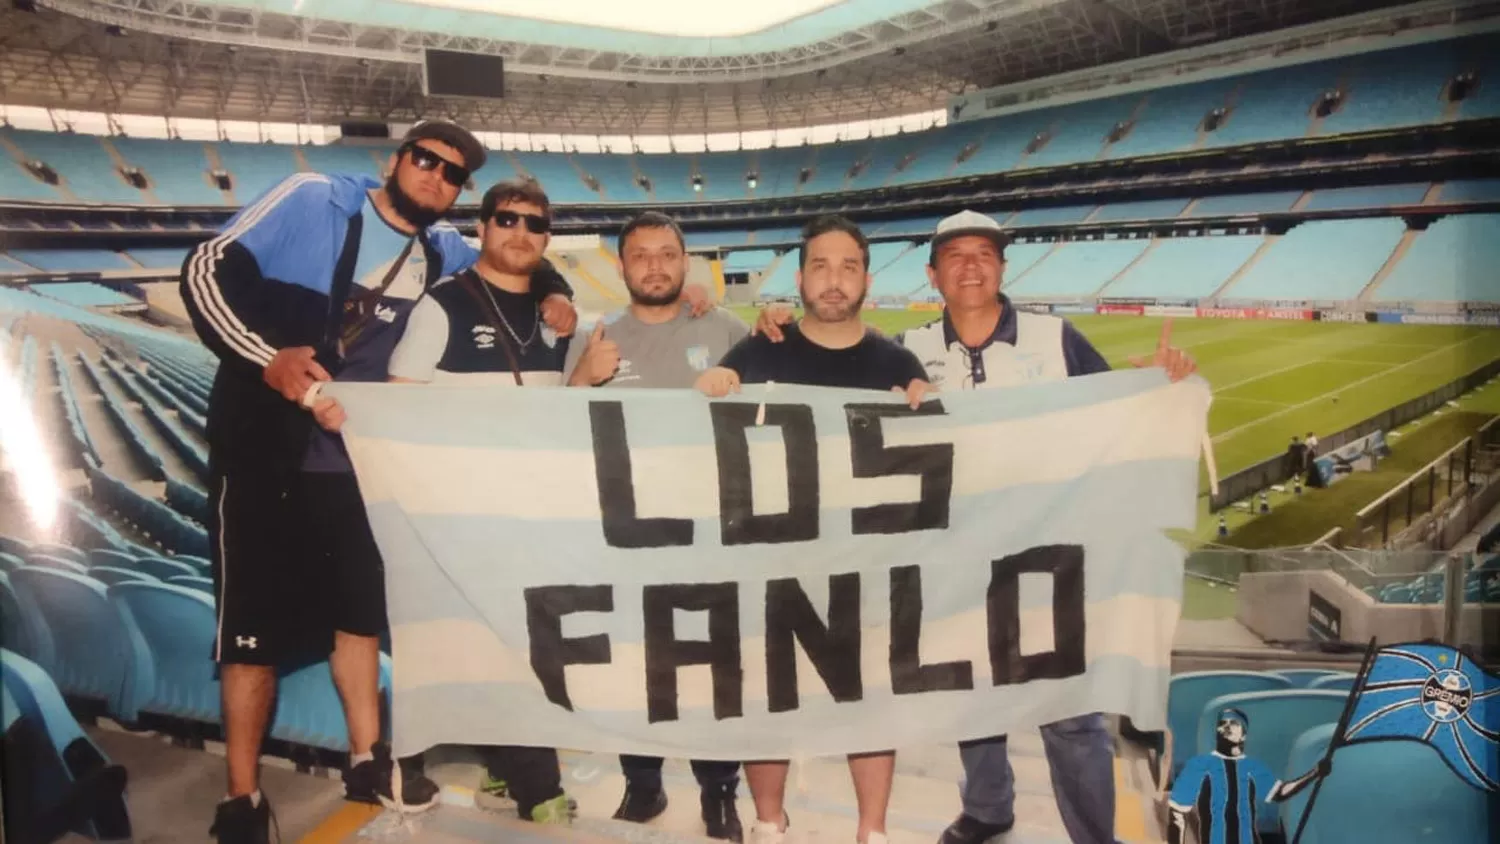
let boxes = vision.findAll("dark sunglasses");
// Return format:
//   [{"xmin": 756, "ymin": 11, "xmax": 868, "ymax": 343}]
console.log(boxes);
[
  {"xmin": 403, "ymin": 144, "xmax": 470, "ymax": 188},
  {"xmin": 491, "ymin": 209, "xmax": 551, "ymax": 235}
]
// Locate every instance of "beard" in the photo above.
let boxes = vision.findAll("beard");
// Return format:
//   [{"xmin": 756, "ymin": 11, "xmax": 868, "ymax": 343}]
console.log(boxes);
[
  {"xmin": 490, "ymin": 241, "xmax": 543, "ymax": 277},
  {"xmin": 627, "ymin": 272, "xmax": 685, "ymax": 307},
  {"xmin": 384, "ymin": 173, "xmax": 444, "ymax": 230},
  {"xmin": 801, "ymin": 287, "xmax": 866, "ymax": 322},
  {"xmin": 1215, "ymin": 733, "xmax": 1245, "ymax": 757}
]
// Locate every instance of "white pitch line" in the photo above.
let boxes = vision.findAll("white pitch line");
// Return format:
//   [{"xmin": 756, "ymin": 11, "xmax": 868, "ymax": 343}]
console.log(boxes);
[
  {"xmin": 1212, "ymin": 334, "xmax": 1491, "ymax": 444},
  {"xmin": 1214, "ymin": 396, "xmax": 1293, "ymax": 408}
]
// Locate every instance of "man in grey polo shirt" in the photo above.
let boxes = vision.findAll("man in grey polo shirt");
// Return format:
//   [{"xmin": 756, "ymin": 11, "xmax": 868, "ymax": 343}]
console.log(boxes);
[{"xmin": 562, "ymin": 210, "xmax": 746, "ymax": 842}]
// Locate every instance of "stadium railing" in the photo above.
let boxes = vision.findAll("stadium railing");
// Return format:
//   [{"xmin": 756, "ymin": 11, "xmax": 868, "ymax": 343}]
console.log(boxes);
[
  {"xmin": 1209, "ymin": 355, "xmax": 1500, "ymax": 512},
  {"xmin": 1351, "ymin": 417, "xmax": 1500, "ymax": 548}
]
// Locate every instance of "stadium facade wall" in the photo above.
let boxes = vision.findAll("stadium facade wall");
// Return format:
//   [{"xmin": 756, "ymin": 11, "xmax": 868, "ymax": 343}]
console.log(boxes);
[
  {"xmin": 1209, "ymin": 355, "xmax": 1500, "ymax": 512},
  {"xmin": 1235, "ymin": 569, "xmax": 1498, "ymax": 647}
]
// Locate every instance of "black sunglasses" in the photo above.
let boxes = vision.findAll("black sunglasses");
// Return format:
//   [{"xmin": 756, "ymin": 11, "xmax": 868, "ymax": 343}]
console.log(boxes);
[
  {"xmin": 403, "ymin": 144, "xmax": 470, "ymax": 188},
  {"xmin": 491, "ymin": 209, "xmax": 551, "ymax": 235}
]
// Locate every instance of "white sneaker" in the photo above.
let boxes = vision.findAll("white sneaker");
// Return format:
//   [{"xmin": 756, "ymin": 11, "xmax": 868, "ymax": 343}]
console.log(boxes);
[{"xmin": 749, "ymin": 819, "xmax": 787, "ymax": 844}]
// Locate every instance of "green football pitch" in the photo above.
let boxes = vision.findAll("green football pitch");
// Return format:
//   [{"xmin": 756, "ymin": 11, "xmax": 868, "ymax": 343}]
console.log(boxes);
[{"xmin": 727, "ymin": 305, "xmax": 1500, "ymax": 481}]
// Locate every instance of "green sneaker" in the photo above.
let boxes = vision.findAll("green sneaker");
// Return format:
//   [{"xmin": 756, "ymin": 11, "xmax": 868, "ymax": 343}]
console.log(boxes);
[
  {"xmin": 479, "ymin": 774, "xmax": 508, "ymax": 797},
  {"xmin": 529, "ymin": 793, "xmax": 575, "ymax": 825}
]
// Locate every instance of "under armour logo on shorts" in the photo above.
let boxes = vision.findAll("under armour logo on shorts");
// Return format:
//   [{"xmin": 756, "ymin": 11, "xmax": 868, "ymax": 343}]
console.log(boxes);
[{"xmin": 236, "ymin": 635, "xmax": 258, "ymax": 649}]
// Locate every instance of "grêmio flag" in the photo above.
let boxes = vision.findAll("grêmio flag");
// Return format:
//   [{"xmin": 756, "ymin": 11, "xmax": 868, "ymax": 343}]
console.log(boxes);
[
  {"xmin": 1339, "ymin": 642, "xmax": 1497, "ymax": 791},
  {"xmin": 326, "ymin": 370, "xmax": 1209, "ymax": 760}
]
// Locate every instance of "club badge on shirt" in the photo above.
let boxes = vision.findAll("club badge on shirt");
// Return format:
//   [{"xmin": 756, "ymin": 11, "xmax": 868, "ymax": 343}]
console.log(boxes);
[{"xmin": 685, "ymin": 345, "xmax": 711, "ymax": 372}]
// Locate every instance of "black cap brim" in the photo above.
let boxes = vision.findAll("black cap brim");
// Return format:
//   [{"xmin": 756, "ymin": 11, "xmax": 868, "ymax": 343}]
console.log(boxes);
[{"xmin": 403, "ymin": 122, "xmax": 487, "ymax": 174}]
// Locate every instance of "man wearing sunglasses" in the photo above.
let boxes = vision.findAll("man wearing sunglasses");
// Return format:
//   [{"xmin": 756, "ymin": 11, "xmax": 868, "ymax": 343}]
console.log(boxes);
[{"xmin": 180, "ymin": 119, "xmax": 578, "ymax": 844}]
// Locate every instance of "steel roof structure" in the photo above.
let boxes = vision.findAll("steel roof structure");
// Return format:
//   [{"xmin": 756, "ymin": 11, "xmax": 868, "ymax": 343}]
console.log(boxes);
[{"xmin": 0, "ymin": 0, "xmax": 1491, "ymax": 135}]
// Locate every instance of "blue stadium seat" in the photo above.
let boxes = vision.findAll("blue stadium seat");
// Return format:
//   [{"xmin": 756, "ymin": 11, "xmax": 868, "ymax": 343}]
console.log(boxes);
[
  {"xmin": 27, "ymin": 543, "xmax": 87, "ymax": 565},
  {"xmin": 110, "ymin": 582, "xmax": 220, "ymax": 725},
  {"xmin": 172, "ymin": 555, "xmax": 211, "ymax": 574},
  {"xmin": 0, "ymin": 535, "xmax": 31, "ymax": 556},
  {"xmin": 1270, "ymin": 669, "xmax": 1342, "ymax": 688},
  {"xmin": 1187, "ymin": 190, "xmax": 1304, "ymax": 216},
  {"xmin": 88, "ymin": 566, "xmax": 158, "ymax": 587},
  {"xmin": 86, "ymin": 549, "xmax": 136, "ymax": 570},
  {"xmin": 1007, "ymin": 239, "xmax": 1151, "ymax": 298},
  {"xmin": 1278, "ymin": 723, "xmax": 1492, "ymax": 844},
  {"xmin": 1224, "ymin": 218, "xmax": 1406, "ymax": 301},
  {"xmin": 1301, "ymin": 183, "xmax": 1429, "ymax": 211},
  {"xmin": 1316, "ymin": 43, "xmax": 1459, "ymax": 135},
  {"xmin": 1307, "ymin": 673, "xmax": 1357, "ymax": 692},
  {"xmin": 7, "ymin": 567, "xmax": 131, "ymax": 708},
  {"xmin": 1, "ymin": 570, "xmax": 50, "ymax": 663},
  {"xmin": 270, "ymin": 655, "xmax": 394, "ymax": 751},
  {"xmin": 111, "ymin": 137, "xmax": 223, "ymax": 206},
  {"xmin": 1194, "ymin": 690, "xmax": 1347, "ymax": 833},
  {"xmin": 1104, "ymin": 235, "xmax": 1263, "ymax": 300},
  {"xmin": 0, "ymin": 552, "xmax": 21, "ymax": 572},
  {"xmin": 25, "ymin": 554, "xmax": 88, "ymax": 576},
  {"xmin": 133, "ymin": 556, "xmax": 201, "ymax": 582},
  {"xmin": 215, "ymin": 142, "xmax": 299, "ymax": 205},
  {"xmin": 0, "ymin": 649, "xmax": 132, "ymax": 840},
  {"xmin": 1372, "ymin": 213, "xmax": 1500, "ymax": 304},
  {"xmin": 165, "ymin": 575, "xmax": 213, "ymax": 594},
  {"xmin": 1439, "ymin": 178, "xmax": 1500, "ymax": 203},
  {"xmin": 1167, "ymin": 671, "xmax": 1293, "ymax": 774},
  {"xmin": 2, "ymin": 129, "xmax": 145, "ymax": 204}
]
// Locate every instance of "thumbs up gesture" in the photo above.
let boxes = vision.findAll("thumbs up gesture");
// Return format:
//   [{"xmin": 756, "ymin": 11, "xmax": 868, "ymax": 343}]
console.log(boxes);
[{"xmin": 570, "ymin": 321, "xmax": 622, "ymax": 386}]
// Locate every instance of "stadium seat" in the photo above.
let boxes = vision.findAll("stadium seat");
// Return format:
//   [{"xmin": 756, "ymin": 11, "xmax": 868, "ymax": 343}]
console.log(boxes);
[
  {"xmin": 1167, "ymin": 671, "xmax": 1293, "ymax": 774},
  {"xmin": 86, "ymin": 549, "xmax": 136, "ymax": 570},
  {"xmin": 1278, "ymin": 723, "xmax": 1492, "ymax": 844},
  {"xmin": 172, "ymin": 554, "xmax": 211, "ymax": 573},
  {"xmin": 0, "ymin": 535, "xmax": 30, "ymax": 556},
  {"xmin": 1194, "ymin": 690, "xmax": 1348, "ymax": 833},
  {"xmin": 165, "ymin": 575, "xmax": 213, "ymax": 594},
  {"xmin": 133, "ymin": 556, "xmax": 201, "ymax": 582},
  {"xmin": 88, "ymin": 566, "xmax": 158, "ymax": 587},
  {"xmin": 25, "ymin": 554, "xmax": 89, "ymax": 576},
  {"xmin": 270, "ymin": 655, "xmax": 394, "ymax": 752},
  {"xmin": 110, "ymin": 582, "xmax": 221, "ymax": 725},
  {"xmin": 0, "ymin": 649, "xmax": 133, "ymax": 841},
  {"xmin": 0, "ymin": 551, "xmax": 22, "ymax": 572},
  {"xmin": 7, "ymin": 567, "xmax": 131, "ymax": 708},
  {"xmin": 1270, "ymin": 669, "xmax": 1342, "ymax": 688},
  {"xmin": 1306, "ymin": 673, "xmax": 1357, "ymax": 692},
  {"xmin": 27, "ymin": 543, "xmax": 87, "ymax": 565},
  {"xmin": 0, "ymin": 570, "xmax": 51, "ymax": 664}
]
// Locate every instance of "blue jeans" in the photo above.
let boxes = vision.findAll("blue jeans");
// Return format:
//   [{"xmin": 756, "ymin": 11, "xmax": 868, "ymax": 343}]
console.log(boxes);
[{"xmin": 958, "ymin": 713, "xmax": 1116, "ymax": 844}]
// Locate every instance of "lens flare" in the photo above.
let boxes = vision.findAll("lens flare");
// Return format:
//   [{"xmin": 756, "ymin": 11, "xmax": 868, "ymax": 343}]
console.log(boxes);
[{"xmin": 0, "ymin": 340, "xmax": 60, "ymax": 533}]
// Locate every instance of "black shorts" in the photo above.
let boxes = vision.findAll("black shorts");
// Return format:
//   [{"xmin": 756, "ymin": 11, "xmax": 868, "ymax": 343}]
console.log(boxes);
[{"xmin": 209, "ymin": 469, "xmax": 388, "ymax": 666}]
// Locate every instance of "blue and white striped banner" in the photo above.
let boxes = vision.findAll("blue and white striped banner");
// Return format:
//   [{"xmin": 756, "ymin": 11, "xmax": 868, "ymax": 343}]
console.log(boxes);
[{"xmin": 328, "ymin": 370, "xmax": 1210, "ymax": 759}]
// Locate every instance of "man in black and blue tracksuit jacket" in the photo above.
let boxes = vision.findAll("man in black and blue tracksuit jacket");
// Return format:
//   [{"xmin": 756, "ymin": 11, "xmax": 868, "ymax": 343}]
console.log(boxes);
[{"xmin": 179, "ymin": 120, "xmax": 575, "ymax": 844}]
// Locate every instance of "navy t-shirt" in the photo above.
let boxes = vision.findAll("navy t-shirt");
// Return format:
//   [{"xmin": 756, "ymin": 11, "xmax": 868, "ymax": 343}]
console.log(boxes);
[{"xmin": 718, "ymin": 323, "xmax": 928, "ymax": 390}]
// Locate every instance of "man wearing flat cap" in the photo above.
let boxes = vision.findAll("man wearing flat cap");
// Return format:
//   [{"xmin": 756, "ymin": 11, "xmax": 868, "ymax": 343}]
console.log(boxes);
[{"xmin": 181, "ymin": 118, "xmax": 579, "ymax": 844}]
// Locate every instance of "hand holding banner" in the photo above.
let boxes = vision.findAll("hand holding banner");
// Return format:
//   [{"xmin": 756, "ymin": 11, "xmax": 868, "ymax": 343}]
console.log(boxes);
[{"xmin": 328, "ymin": 369, "xmax": 1211, "ymax": 760}]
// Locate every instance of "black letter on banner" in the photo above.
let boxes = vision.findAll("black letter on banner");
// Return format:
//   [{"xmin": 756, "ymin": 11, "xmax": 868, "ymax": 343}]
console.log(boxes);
[
  {"xmin": 524, "ymin": 585, "xmax": 614, "ymax": 711},
  {"xmin": 710, "ymin": 403, "xmax": 819, "ymax": 545},
  {"xmin": 889, "ymin": 565, "xmax": 973, "ymax": 694},
  {"xmin": 765, "ymin": 574, "xmax": 863, "ymax": 712},
  {"xmin": 589, "ymin": 401, "xmax": 694, "ymax": 548},
  {"xmin": 642, "ymin": 583, "xmax": 743, "ymax": 723},
  {"xmin": 986, "ymin": 545, "xmax": 1086, "ymax": 685},
  {"xmin": 845, "ymin": 402, "xmax": 953, "ymax": 535}
]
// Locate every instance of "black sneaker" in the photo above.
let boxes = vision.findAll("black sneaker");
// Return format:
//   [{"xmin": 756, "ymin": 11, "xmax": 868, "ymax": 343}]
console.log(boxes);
[
  {"xmin": 342, "ymin": 743, "xmax": 440, "ymax": 813},
  {"xmin": 938, "ymin": 813, "xmax": 1014, "ymax": 844},
  {"xmin": 701, "ymin": 783, "xmax": 744, "ymax": 842},
  {"xmin": 611, "ymin": 783, "xmax": 668, "ymax": 823},
  {"xmin": 210, "ymin": 794, "xmax": 274, "ymax": 844}
]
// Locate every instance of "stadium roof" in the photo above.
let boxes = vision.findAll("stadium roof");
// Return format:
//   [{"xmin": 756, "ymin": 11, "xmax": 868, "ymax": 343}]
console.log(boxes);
[{"xmin": 0, "ymin": 0, "xmax": 1487, "ymax": 136}]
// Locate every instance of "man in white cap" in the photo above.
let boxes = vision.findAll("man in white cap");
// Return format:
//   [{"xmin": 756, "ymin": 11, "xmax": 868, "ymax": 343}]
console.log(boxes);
[
  {"xmin": 908, "ymin": 209, "xmax": 1194, "ymax": 844},
  {"xmin": 752, "ymin": 209, "xmax": 1195, "ymax": 844}
]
